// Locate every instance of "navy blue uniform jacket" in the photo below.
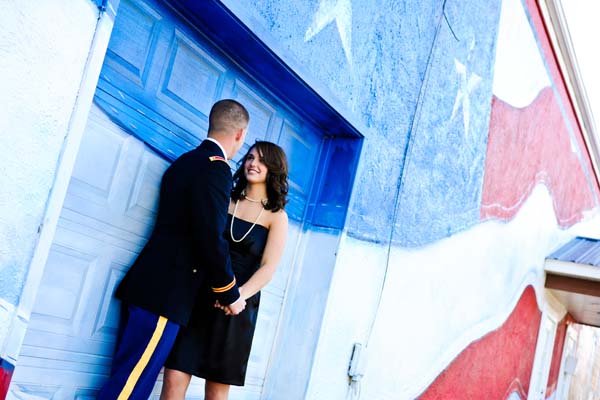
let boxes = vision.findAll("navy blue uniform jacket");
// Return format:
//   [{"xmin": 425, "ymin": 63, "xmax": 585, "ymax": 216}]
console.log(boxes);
[{"xmin": 116, "ymin": 140, "xmax": 239, "ymax": 326}]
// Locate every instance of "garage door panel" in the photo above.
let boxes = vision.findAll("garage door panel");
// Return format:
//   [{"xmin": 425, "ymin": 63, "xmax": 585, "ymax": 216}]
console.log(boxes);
[
  {"xmin": 91, "ymin": 262, "xmax": 126, "ymax": 339},
  {"xmin": 19, "ymin": 327, "xmax": 114, "ymax": 362},
  {"xmin": 159, "ymin": 30, "xmax": 226, "ymax": 119},
  {"xmin": 249, "ymin": 293, "xmax": 283, "ymax": 378},
  {"xmin": 65, "ymin": 125, "xmax": 167, "ymax": 240},
  {"xmin": 57, "ymin": 211, "xmax": 146, "ymax": 257},
  {"xmin": 268, "ymin": 223, "xmax": 302, "ymax": 294},
  {"xmin": 278, "ymin": 122, "xmax": 320, "ymax": 194},
  {"xmin": 93, "ymin": 89, "xmax": 198, "ymax": 160},
  {"xmin": 104, "ymin": 0, "xmax": 162, "ymax": 88},
  {"xmin": 230, "ymin": 79, "xmax": 277, "ymax": 145},
  {"xmin": 28, "ymin": 244, "xmax": 99, "ymax": 336},
  {"xmin": 69, "ymin": 119, "xmax": 125, "ymax": 204},
  {"xmin": 123, "ymin": 147, "xmax": 168, "ymax": 227},
  {"xmin": 9, "ymin": 382, "xmax": 60, "ymax": 400},
  {"xmin": 11, "ymin": 0, "xmax": 323, "ymax": 397}
]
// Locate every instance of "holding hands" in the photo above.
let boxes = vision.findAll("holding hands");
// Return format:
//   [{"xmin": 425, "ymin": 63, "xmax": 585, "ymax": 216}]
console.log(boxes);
[{"xmin": 214, "ymin": 287, "xmax": 246, "ymax": 316}]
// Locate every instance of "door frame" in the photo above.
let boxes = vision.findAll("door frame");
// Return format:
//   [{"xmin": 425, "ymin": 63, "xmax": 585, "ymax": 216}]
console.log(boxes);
[
  {"xmin": 527, "ymin": 289, "xmax": 567, "ymax": 400},
  {"xmin": 554, "ymin": 324, "xmax": 578, "ymax": 400}
]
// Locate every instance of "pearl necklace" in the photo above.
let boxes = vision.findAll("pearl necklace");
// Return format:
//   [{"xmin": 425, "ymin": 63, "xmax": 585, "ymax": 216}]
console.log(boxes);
[
  {"xmin": 242, "ymin": 191, "xmax": 267, "ymax": 204},
  {"xmin": 230, "ymin": 198, "xmax": 265, "ymax": 243}
]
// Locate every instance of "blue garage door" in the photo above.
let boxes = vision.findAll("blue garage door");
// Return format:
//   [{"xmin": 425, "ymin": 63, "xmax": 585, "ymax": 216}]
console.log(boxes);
[{"xmin": 9, "ymin": 0, "xmax": 327, "ymax": 399}]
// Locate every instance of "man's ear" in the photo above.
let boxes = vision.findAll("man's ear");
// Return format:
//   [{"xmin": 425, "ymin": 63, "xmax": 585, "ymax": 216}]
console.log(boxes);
[{"xmin": 235, "ymin": 127, "xmax": 246, "ymax": 142}]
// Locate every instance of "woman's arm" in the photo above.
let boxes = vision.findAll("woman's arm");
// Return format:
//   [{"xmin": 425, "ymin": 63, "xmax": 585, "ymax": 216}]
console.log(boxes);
[{"xmin": 239, "ymin": 211, "xmax": 288, "ymax": 300}]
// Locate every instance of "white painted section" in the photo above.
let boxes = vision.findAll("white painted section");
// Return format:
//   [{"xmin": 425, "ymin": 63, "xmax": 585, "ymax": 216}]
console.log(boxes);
[
  {"xmin": 304, "ymin": 0, "xmax": 353, "ymax": 65},
  {"xmin": 506, "ymin": 392, "xmax": 522, "ymax": 400},
  {"xmin": 362, "ymin": 184, "xmax": 600, "ymax": 399},
  {"xmin": 307, "ymin": 184, "xmax": 600, "ymax": 400},
  {"xmin": 263, "ymin": 227, "xmax": 342, "ymax": 400},
  {"xmin": 305, "ymin": 236, "xmax": 388, "ymax": 400},
  {"xmin": 492, "ymin": 0, "xmax": 551, "ymax": 107},
  {"xmin": 0, "ymin": 300, "xmax": 15, "ymax": 353},
  {"xmin": 451, "ymin": 54, "xmax": 482, "ymax": 139},
  {"xmin": 0, "ymin": 0, "xmax": 98, "ymax": 336}
]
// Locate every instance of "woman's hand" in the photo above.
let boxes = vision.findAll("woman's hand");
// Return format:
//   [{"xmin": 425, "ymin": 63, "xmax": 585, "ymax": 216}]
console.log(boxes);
[{"xmin": 214, "ymin": 287, "xmax": 246, "ymax": 315}]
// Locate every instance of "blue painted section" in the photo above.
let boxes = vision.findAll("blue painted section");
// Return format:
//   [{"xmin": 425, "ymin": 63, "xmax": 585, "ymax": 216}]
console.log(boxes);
[
  {"xmin": 393, "ymin": 0, "xmax": 501, "ymax": 247},
  {"xmin": 218, "ymin": 0, "xmax": 446, "ymax": 243},
  {"xmin": 312, "ymin": 137, "xmax": 363, "ymax": 229},
  {"xmin": 169, "ymin": 0, "xmax": 363, "ymax": 139},
  {"xmin": 218, "ymin": 0, "xmax": 504, "ymax": 246},
  {"xmin": 0, "ymin": 358, "xmax": 15, "ymax": 373},
  {"xmin": 97, "ymin": 0, "xmax": 361, "ymax": 229}
]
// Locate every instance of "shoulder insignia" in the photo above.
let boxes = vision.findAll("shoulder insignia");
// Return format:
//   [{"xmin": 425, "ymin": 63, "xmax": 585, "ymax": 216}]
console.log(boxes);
[{"xmin": 209, "ymin": 156, "xmax": 228, "ymax": 163}]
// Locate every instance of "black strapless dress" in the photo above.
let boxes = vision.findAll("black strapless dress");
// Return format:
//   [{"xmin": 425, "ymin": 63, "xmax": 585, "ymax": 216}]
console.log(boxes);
[{"xmin": 164, "ymin": 214, "xmax": 268, "ymax": 386}]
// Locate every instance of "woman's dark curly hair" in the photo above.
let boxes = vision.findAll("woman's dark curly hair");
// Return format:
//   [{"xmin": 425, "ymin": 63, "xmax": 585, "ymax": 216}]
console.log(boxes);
[{"xmin": 231, "ymin": 141, "xmax": 289, "ymax": 212}]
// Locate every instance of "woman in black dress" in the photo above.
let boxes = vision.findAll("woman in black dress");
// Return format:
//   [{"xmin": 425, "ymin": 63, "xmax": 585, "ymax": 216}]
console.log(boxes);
[{"xmin": 160, "ymin": 141, "xmax": 289, "ymax": 400}]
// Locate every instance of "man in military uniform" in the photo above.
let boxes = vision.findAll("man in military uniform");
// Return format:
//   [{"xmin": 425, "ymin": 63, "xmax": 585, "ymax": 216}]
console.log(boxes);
[{"xmin": 98, "ymin": 99, "xmax": 249, "ymax": 399}]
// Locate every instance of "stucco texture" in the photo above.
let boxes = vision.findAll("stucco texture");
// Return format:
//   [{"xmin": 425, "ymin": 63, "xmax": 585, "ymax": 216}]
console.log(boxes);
[
  {"xmin": 0, "ymin": 0, "xmax": 98, "ymax": 305},
  {"xmin": 419, "ymin": 286, "xmax": 540, "ymax": 399},
  {"xmin": 392, "ymin": 0, "xmax": 501, "ymax": 247},
  {"xmin": 222, "ymin": 0, "xmax": 444, "ymax": 243}
]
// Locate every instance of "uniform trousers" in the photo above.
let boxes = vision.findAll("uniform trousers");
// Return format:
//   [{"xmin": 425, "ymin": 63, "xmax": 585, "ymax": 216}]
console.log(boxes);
[{"xmin": 97, "ymin": 304, "xmax": 179, "ymax": 399}]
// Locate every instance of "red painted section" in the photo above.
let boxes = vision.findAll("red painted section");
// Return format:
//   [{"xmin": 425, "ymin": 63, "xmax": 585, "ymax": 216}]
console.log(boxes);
[
  {"xmin": 419, "ymin": 286, "xmax": 541, "ymax": 400},
  {"xmin": 0, "ymin": 359, "xmax": 15, "ymax": 400},
  {"xmin": 480, "ymin": 0, "xmax": 600, "ymax": 223},
  {"xmin": 545, "ymin": 314, "xmax": 574, "ymax": 399},
  {"xmin": 525, "ymin": 0, "xmax": 600, "ymax": 191},
  {"xmin": 481, "ymin": 91, "xmax": 595, "ymax": 225}
]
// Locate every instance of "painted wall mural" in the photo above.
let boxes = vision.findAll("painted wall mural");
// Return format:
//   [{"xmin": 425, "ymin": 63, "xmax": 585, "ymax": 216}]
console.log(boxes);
[
  {"xmin": 222, "ymin": 0, "xmax": 444, "ymax": 243},
  {"xmin": 301, "ymin": 0, "xmax": 600, "ymax": 397},
  {"xmin": 419, "ymin": 286, "xmax": 541, "ymax": 400},
  {"xmin": 2, "ymin": 0, "xmax": 600, "ymax": 398},
  {"xmin": 480, "ymin": 0, "xmax": 599, "ymax": 225}
]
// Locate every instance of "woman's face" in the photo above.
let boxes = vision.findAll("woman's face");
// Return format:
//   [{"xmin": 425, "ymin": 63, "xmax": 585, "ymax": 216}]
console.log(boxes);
[{"xmin": 244, "ymin": 147, "xmax": 268, "ymax": 184}]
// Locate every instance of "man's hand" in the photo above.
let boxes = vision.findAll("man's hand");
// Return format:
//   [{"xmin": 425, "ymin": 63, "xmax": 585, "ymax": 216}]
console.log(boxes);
[
  {"xmin": 214, "ymin": 290, "xmax": 246, "ymax": 316},
  {"xmin": 225, "ymin": 297, "xmax": 246, "ymax": 315}
]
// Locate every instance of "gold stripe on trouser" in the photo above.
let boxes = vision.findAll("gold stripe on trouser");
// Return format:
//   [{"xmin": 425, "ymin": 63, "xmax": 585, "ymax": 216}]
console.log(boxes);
[{"xmin": 117, "ymin": 316, "xmax": 168, "ymax": 400}]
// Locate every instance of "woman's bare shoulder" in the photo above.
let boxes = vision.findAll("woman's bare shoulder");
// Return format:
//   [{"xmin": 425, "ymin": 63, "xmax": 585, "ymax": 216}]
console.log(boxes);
[{"xmin": 266, "ymin": 208, "xmax": 288, "ymax": 228}]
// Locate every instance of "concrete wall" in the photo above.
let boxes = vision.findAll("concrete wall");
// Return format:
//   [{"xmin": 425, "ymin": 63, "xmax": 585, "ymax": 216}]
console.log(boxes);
[
  {"xmin": 221, "ymin": 0, "xmax": 600, "ymax": 398},
  {"xmin": 0, "ymin": 0, "xmax": 98, "ymax": 362}
]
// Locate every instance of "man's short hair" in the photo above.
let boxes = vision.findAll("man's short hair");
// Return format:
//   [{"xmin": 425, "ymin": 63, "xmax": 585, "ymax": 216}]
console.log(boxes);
[{"xmin": 208, "ymin": 99, "xmax": 249, "ymax": 134}]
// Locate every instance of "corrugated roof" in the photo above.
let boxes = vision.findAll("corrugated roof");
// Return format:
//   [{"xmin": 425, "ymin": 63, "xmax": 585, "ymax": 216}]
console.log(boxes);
[{"xmin": 548, "ymin": 237, "xmax": 600, "ymax": 266}]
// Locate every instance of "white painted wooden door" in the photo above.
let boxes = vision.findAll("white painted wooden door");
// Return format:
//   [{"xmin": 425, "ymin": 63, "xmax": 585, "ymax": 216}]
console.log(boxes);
[
  {"xmin": 9, "ymin": 104, "xmax": 169, "ymax": 399},
  {"xmin": 8, "ymin": 1, "xmax": 323, "ymax": 396},
  {"xmin": 8, "ymin": 103, "xmax": 311, "ymax": 400}
]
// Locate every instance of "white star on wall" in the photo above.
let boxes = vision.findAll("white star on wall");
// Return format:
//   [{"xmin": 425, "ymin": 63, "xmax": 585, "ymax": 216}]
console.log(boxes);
[
  {"xmin": 304, "ymin": 0, "xmax": 353, "ymax": 65},
  {"xmin": 451, "ymin": 58, "xmax": 482, "ymax": 138}
]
